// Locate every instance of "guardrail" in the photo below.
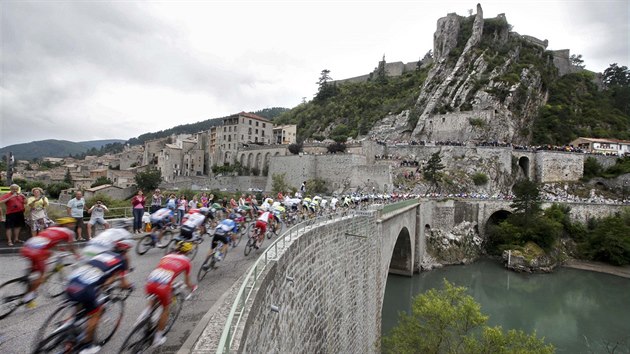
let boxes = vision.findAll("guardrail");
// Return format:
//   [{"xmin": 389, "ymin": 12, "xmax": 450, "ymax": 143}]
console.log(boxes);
[
  {"xmin": 215, "ymin": 213, "xmax": 348, "ymax": 353},
  {"xmin": 381, "ymin": 198, "xmax": 419, "ymax": 215}
]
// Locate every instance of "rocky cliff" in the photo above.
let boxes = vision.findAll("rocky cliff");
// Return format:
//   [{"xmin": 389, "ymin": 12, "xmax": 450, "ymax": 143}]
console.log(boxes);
[{"xmin": 383, "ymin": 4, "xmax": 555, "ymax": 145}]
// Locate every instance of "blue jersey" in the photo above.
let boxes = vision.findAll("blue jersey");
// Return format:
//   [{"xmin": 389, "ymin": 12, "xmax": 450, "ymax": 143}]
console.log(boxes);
[
  {"xmin": 216, "ymin": 219, "xmax": 237, "ymax": 234},
  {"xmin": 67, "ymin": 251, "xmax": 128, "ymax": 288},
  {"xmin": 150, "ymin": 208, "xmax": 174, "ymax": 223}
]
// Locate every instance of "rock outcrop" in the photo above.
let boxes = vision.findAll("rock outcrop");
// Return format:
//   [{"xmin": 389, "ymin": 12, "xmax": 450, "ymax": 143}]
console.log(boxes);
[
  {"xmin": 404, "ymin": 4, "xmax": 552, "ymax": 145},
  {"xmin": 425, "ymin": 221, "xmax": 484, "ymax": 265}
]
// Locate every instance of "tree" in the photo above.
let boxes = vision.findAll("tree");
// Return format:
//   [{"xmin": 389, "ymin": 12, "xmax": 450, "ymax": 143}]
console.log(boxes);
[
  {"xmin": 288, "ymin": 142, "xmax": 303, "ymax": 155},
  {"xmin": 510, "ymin": 179, "xmax": 542, "ymax": 222},
  {"xmin": 382, "ymin": 280, "xmax": 554, "ymax": 354},
  {"xmin": 327, "ymin": 142, "xmax": 347, "ymax": 154},
  {"xmin": 315, "ymin": 69, "xmax": 337, "ymax": 101},
  {"xmin": 306, "ymin": 178, "xmax": 328, "ymax": 195},
  {"xmin": 569, "ymin": 54, "xmax": 585, "ymax": 68},
  {"xmin": 91, "ymin": 176, "xmax": 113, "ymax": 188},
  {"xmin": 63, "ymin": 168, "xmax": 73, "ymax": 185},
  {"xmin": 271, "ymin": 173, "xmax": 290, "ymax": 194},
  {"xmin": 602, "ymin": 63, "xmax": 630, "ymax": 88},
  {"xmin": 134, "ymin": 169, "xmax": 162, "ymax": 192},
  {"xmin": 423, "ymin": 151, "xmax": 444, "ymax": 191}
]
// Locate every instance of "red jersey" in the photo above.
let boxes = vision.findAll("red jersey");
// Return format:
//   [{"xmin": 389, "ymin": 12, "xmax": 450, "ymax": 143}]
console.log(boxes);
[
  {"xmin": 23, "ymin": 227, "xmax": 75, "ymax": 251},
  {"xmin": 146, "ymin": 254, "xmax": 191, "ymax": 286}
]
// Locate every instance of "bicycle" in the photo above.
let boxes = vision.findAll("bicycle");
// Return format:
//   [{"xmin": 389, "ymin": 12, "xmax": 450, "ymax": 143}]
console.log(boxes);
[
  {"xmin": 0, "ymin": 252, "xmax": 74, "ymax": 320},
  {"xmin": 119, "ymin": 281, "xmax": 192, "ymax": 353},
  {"xmin": 164, "ymin": 230, "xmax": 205, "ymax": 261},
  {"xmin": 243, "ymin": 223, "xmax": 269, "ymax": 256},
  {"xmin": 136, "ymin": 227, "xmax": 174, "ymax": 255},
  {"xmin": 32, "ymin": 284, "xmax": 131, "ymax": 353},
  {"xmin": 197, "ymin": 240, "xmax": 227, "ymax": 282}
]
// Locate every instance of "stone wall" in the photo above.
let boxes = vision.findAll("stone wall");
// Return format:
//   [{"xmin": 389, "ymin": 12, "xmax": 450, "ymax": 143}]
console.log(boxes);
[
  {"xmin": 535, "ymin": 151, "xmax": 583, "ymax": 182},
  {"xmin": 239, "ymin": 215, "xmax": 382, "ymax": 353},
  {"xmin": 160, "ymin": 176, "xmax": 267, "ymax": 192}
]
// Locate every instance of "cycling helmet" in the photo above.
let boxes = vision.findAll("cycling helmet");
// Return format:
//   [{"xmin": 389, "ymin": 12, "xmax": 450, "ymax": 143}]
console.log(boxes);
[
  {"xmin": 56, "ymin": 217, "xmax": 77, "ymax": 225},
  {"xmin": 228, "ymin": 213, "xmax": 237, "ymax": 220},
  {"xmin": 199, "ymin": 207, "xmax": 210, "ymax": 216},
  {"xmin": 266, "ymin": 198, "xmax": 273, "ymax": 204},
  {"xmin": 177, "ymin": 241, "xmax": 194, "ymax": 254},
  {"xmin": 114, "ymin": 239, "xmax": 135, "ymax": 252}
]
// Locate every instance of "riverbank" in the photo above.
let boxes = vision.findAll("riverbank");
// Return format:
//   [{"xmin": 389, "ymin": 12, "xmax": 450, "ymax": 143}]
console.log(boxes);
[{"xmin": 562, "ymin": 259, "xmax": 630, "ymax": 278}]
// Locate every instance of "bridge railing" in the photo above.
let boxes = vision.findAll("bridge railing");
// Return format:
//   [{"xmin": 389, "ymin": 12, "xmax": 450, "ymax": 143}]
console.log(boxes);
[
  {"xmin": 215, "ymin": 213, "xmax": 349, "ymax": 353},
  {"xmin": 381, "ymin": 198, "xmax": 419, "ymax": 215}
]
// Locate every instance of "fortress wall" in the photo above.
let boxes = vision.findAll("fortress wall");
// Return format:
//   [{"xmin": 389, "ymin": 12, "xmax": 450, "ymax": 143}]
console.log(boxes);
[
  {"xmin": 239, "ymin": 216, "xmax": 381, "ymax": 353},
  {"xmin": 536, "ymin": 151, "xmax": 583, "ymax": 182}
]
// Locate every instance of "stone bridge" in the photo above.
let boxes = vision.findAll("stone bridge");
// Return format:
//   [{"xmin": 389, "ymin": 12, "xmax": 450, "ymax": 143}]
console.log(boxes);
[{"xmin": 211, "ymin": 199, "xmax": 627, "ymax": 353}]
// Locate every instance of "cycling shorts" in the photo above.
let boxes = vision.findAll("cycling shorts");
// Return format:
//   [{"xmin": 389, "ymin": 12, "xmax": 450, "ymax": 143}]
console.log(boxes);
[
  {"xmin": 211, "ymin": 232, "xmax": 230, "ymax": 249},
  {"xmin": 180, "ymin": 225, "xmax": 195, "ymax": 240},
  {"xmin": 151, "ymin": 220, "xmax": 167, "ymax": 230},
  {"xmin": 145, "ymin": 282, "xmax": 172, "ymax": 307},
  {"xmin": 255, "ymin": 220, "xmax": 267, "ymax": 236},
  {"xmin": 65, "ymin": 280, "xmax": 102, "ymax": 315},
  {"xmin": 20, "ymin": 247, "xmax": 50, "ymax": 274}
]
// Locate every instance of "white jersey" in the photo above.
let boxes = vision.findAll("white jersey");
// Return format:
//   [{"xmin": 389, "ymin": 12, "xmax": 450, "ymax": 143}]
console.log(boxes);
[
  {"xmin": 320, "ymin": 199, "xmax": 328, "ymax": 209},
  {"xmin": 182, "ymin": 212, "xmax": 205, "ymax": 229},
  {"xmin": 82, "ymin": 228, "xmax": 132, "ymax": 257},
  {"xmin": 260, "ymin": 201, "xmax": 271, "ymax": 211},
  {"xmin": 257, "ymin": 211, "xmax": 272, "ymax": 223}
]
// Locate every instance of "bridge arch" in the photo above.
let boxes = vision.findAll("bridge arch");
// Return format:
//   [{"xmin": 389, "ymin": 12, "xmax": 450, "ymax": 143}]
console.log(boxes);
[
  {"xmin": 518, "ymin": 156, "xmax": 530, "ymax": 179},
  {"xmin": 389, "ymin": 227, "xmax": 413, "ymax": 276}
]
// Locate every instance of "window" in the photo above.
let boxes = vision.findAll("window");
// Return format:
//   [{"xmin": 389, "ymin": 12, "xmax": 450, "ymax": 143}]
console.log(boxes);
[
  {"xmin": 223, "ymin": 127, "xmax": 226, "ymax": 132},
  {"xmin": 248, "ymin": 127, "xmax": 252, "ymax": 134},
  {"xmin": 256, "ymin": 121, "xmax": 259, "ymax": 127},
  {"xmin": 262, "ymin": 131, "xmax": 265, "ymax": 136},
  {"xmin": 249, "ymin": 120, "xmax": 252, "ymax": 125},
  {"xmin": 263, "ymin": 123, "xmax": 266, "ymax": 128},
  {"xmin": 229, "ymin": 126, "xmax": 232, "ymax": 132},
  {"xmin": 241, "ymin": 135, "xmax": 244, "ymax": 140},
  {"xmin": 256, "ymin": 129, "xmax": 258, "ymax": 134}
]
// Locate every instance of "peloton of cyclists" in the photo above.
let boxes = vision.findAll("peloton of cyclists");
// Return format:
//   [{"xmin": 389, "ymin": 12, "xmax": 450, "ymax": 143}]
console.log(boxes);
[
  {"xmin": 64, "ymin": 238, "xmax": 135, "ymax": 354},
  {"xmin": 142, "ymin": 241, "xmax": 197, "ymax": 347},
  {"xmin": 20, "ymin": 217, "xmax": 80, "ymax": 308}
]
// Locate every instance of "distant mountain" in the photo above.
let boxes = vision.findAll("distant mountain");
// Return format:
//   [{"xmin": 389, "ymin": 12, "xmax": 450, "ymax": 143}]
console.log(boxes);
[
  {"xmin": 0, "ymin": 139, "xmax": 123, "ymax": 160},
  {"xmin": 78, "ymin": 139, "xmax": 125, "ymax": 150}
]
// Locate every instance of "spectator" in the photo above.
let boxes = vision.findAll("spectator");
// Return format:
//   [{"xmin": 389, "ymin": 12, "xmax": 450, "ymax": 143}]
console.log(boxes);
[
  {"xmin": 27, "ymin": 187, "xmax": 49, "ymax": 237},
  {"xmin": 189, "ymin": 195, "xmax": 200, "ymax": 210},
  {"xmin": 0, "ymin": 184, "xmax": 27, "ymax": 246},
  {"xmin": 150, "ymin": 188, "xmax": 162, "ymax": 213},
  {"xmin": 87, "ymin": 200, "xmax": 110, "ymax": 239},
  {"xmin": 200, "ymin": 192, "xmax": 209, "ymax": 208},
  {"xmin": 66, "ymin": 190, "xmax": 86, "ymax": 241},
  {"xmin": 300, "ymin": 181, "xmax": 306, "ymax": 195},
  {"xmin": 208, "ymin": 193, "xmax": 215, "ymax": 206},
  {"xmin": 229, "ymin": 195, "xmax": 238, "ymax": 210},
  {"xmin": 177, "ymin": 195, "xmax": 187, "ymax": 225},
  {"xmin": 131, "ymin": 190, "xmax": 146, "ymax": 234},
  {"xmin": 166, "ymin": 194, "xmax": 177, "ymax": 210}
]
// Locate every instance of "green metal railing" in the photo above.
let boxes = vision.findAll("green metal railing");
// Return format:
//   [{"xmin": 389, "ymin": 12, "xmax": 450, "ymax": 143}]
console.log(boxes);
[{"xmin": 380, "ymin": 198, "xmax": 419, "ymax": 215}]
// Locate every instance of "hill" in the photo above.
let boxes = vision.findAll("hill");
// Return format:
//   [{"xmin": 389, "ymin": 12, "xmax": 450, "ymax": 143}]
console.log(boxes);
[
  {"xmin": 275, "ymin": 5, "xmax": 630, "ymax": 145},
  {"xmin": 0, "ymin": 139, "xmax": 126, "ymax": 160},
  {"xmin": 78, "ymin": 139, "xmax": 125, "ymax": 150}
]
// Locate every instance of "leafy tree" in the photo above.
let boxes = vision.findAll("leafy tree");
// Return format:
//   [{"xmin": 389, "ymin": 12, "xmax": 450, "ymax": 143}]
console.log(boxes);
[
  {"xmin": 305, "ymin": 178, "xmax": 328, "ymax": 195},
  {"xmin": 315, "ymin": 69, "xmax": 337, "ymax": 102},
  {"xmin": 287, "ymin": 142, "xmax": 303, "ymax": 155},
  {"xmin": 327, "ymin": 142, "xmax": 346, "ymax": 153},
  {"xmin": 46, "ymin": 182, "xmax": 71, "ymax": 199},
  {"xmin": 580, "ymin": 210, "xmax": 630, "ymax": 265},
  {"xmin": 582, "ymin": 157, "xmax": 603, "ymax": 181},
  {"xmin": 602, "ymin": 63, "xmax": 630, "ymax": 88},
  {"xmin": 423, "ymin": 152, "xmax": 445, "ymax": 191},
  {"xmin": 64, "ymin": 168, "xmax": 73, "ymax": 185},
  {"xmin": 569, "ymin": 54, "xmax": 585, "ymax": 68},
  {"xmin": 382, "ymin": 280, "xmax": 554, "ymax": 354},
  {"xmin": 134, "ymin": 169, "xmax": 162, "ymax": 192},
  {"xmin": 510, "ymin": 179, "xmax": 542, "ymax": 221},
  {"xmin": 91, "ymin": 176, "xmax": 113, "ymax": 188},
  {"xmin": 471, "ymin": 172, "xmax": 488, "ymax": 186},
  {"xmin": 271, "ymin": 173, "xmax": 291, "ymax": 194}
]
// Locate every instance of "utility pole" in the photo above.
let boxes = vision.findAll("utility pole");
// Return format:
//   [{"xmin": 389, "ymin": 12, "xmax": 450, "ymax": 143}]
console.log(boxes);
[{"xmin": 6, "ymin": 152, "xmax": 14, "ymax": 186}]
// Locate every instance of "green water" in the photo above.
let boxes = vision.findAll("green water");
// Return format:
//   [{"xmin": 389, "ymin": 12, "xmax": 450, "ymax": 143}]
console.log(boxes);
[{"xmin": 382, "ymin": 259, "xmax": 630, "ymax": 353}]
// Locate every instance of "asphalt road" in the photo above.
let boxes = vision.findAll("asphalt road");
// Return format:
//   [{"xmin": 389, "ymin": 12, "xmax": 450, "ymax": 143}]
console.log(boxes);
[{"xmin": 0, "ymin": 231, "xmax": 266, "ymax": 354}]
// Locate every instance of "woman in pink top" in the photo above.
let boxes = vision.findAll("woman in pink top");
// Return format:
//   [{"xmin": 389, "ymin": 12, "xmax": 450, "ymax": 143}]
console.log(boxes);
[{"xmin": 131, "ymin": 190, "xmax": 146, "ymax": 234}]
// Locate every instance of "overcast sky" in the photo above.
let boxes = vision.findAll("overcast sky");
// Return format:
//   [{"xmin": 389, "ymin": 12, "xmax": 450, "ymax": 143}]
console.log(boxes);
[{"xmin": 1, "ymin": 0, "xmax": 628, "ymax": 148}]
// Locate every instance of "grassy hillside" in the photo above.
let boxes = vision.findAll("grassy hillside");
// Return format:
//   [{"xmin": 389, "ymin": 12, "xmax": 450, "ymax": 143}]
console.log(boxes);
[{"xmin": 0, "ymin": 139, "xmax": 89, "ymax": 160}]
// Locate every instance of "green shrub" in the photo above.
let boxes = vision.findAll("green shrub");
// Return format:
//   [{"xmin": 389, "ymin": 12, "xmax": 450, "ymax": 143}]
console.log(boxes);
[{"xmin": 472, "ymin": 172, "xmax": 489, "ymax": 185}]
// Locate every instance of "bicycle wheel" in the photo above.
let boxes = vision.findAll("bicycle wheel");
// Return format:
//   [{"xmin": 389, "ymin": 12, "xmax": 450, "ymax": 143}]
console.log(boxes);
[
  {"xmin": 33, "ymin": 325, "xmax": 76, "ymax": 354},
  {"xmin": 244, "ymin": 235, "xmax": 255, "ymax": 256},
  {"xmin": 157, "ymin": 230, "xmax": 173, "ymax": 248},
  {"xmin": 119, "ymin": 319, "xmax": 152, "ymax": 354},
  {"xmin": 136, "ymin": 234, "xmax": 155, "ymax": 255},
  {"xmin": 197, "ymin": 256, "xmax": 211, "ymax": 282},
  {"xmin": 189, "ymin": 243, "xmax": 199, "ymax": 261},
  {"xmin": 164, "ymin": 292, "xmax": 185, "ymax": 334},
  {"xmin": 96, "ymin": 297, "xmax": 124, "ymax": 346},
  {"xmin": 42, "ymin": 263, "xmax": 72, "ymax": 298},
  {"xmin": 164, "ymin": 239, "xmax": 178, "ymax": 255},
  {"xmin": 233, "ymin": 227, "xmax": 245, "ymax": 247},
  {"xmin": 0, "ymin": 276, "xmax": 28, "ymax": 319},
  {"xmin": 35, "ymin": 301, "xmax": 75, "ymax": 343}
]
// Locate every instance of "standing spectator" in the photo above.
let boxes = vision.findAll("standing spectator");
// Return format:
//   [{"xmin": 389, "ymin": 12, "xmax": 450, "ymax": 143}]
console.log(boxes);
[
  {"xmin": 66, "ymin": 190, "xmax": 86, "ymax": 241},
  {"xmin": 229, "ymin": 195, "xmax": 238, "ymax": 211},
  {"xmin": 208, "ymin": 193, "xmax": 215, "ymax": 206},
  {"xmin": 300, "ymin": 181, "xmax": 306, "ymax": 195},
  {"xmin": 166, "ymin": 194, "xmax": 177, "ymax": 210},
  {"xmin": 87, "ymin": 200, "xmax": 110, "ymax": 239},
  {"xmin": 200, "ymin": 192, "xmax": 209, "ymax": 208},
  {"xmin": 131, "ymin": 190, "xmax": 146, "ymax": 234},
  {"xmin": 150, "ymin": 188, "xmax": 162, "ymax": 213},
  {"xmin": 189, "ymin": 195, "xmax": 200, "ymax": 210},
  {"xmin": 177, "ymin": 195, "xmax": 187, "ymax": 225},
  {"xmin": 0, "ymin": 184, "xmax": 27, "ymax": 246},
  {"xmin": 27, "ymin": 187, "xmax": 49, "ymax": 237}
]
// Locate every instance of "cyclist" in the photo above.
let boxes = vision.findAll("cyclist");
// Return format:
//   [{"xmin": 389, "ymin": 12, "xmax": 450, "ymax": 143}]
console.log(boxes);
[
  {"xmin": 144, "ymin": 241, "xmax": 197, "ymax": 347},
  {"xmin": 20, "ymin": 217, "xmax": 80, "ymax": 308},
  {"xmin": 254, "ymin": 210, "xmax": 277, "ymax": 249},
  {"xmin": 149, "ymin": 207, "xmax": 176, "ymax": 245},
  {"xmin": 179, "ymin": 207, "xmax": 213, "ymax": 241},
  {"xmin": 201, "ymin": 215, "xmax": 236, "ymax": 270},
  {"xmin": 65, "ymin": 238, "xmax": 134, "ymax": 354},
  {"xmin": 82, "ymin": 219, "xmax": 134, "ymax": 258},
  {"xmin": 330, "ymin": 195, "xmax": 338, "ymax": 211}
]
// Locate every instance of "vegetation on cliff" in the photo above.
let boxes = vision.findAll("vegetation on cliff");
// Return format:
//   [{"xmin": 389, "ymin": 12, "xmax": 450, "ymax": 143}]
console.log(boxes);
[{"xmin": 382, "ymin": 280, "xmax": 555, "ymax": 354}]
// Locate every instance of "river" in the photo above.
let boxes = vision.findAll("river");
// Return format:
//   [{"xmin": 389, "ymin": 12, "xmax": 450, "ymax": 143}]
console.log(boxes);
[{"xmin": 382, "ymin": 259, "xmax": 630, "ymax": 353}]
